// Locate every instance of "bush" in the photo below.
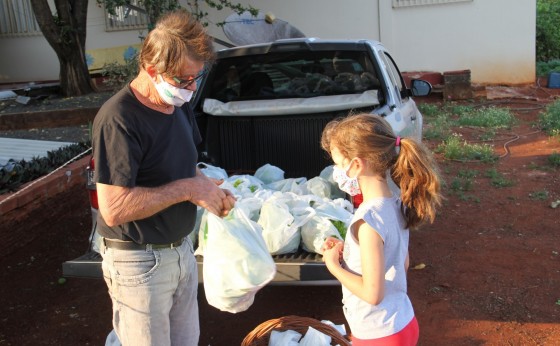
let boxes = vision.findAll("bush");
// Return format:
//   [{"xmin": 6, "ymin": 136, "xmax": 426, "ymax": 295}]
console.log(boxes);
[
  {"xmin": 101, "ymin": 46, "xmax": 139, "ymax": 91},
  {"xmin": 539, "ymin": 99, "xmax": 560, "ymax": 136},
  {"xmin": 537, "ymin": 0, "xmax": 560, "ymax": 62},
  {"xmin": 536, "ymin": 59, "xmax": 560, "ymax": 77},
  {"xmin": 0, "ymin": 143, "xmax": 90, "ymax": 194}
]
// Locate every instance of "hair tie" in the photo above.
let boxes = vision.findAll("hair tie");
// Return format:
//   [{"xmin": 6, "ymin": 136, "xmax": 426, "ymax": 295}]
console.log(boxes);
[{"xmin": 395, "ymin": 136, "xmax": 401, "ymax": 147}]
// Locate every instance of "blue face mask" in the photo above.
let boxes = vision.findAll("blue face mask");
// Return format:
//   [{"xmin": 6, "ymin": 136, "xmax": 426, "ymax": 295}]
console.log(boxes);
[{"xmin": 332, "ymin": 160, "xmax": 361, "ymax": 196}]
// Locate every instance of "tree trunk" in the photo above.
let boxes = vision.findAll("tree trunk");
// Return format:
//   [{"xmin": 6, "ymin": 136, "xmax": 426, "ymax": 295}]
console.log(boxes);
[
  {"xmin": 58, "ymin": 40, "xmax": 95, "ymax": 97},
  {"xmin": 30, "ymin": 0, "xmax": 95, "ymax": 97}
]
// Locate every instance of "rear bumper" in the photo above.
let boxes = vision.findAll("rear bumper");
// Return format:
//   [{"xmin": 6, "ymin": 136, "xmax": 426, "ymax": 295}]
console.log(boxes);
[{"xmin": 62, "ymin": 250, "xmax": 339, "ymax": 286}]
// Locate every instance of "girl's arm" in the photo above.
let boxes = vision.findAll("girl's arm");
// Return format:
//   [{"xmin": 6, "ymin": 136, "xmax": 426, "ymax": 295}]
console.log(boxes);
[
  {"xmin": 405, "ymin": 251, "xmax": 410, "ymax": 272},
  {"xmin": 323, "ymin": 220, "xmax": 385, "ymax": 305}
]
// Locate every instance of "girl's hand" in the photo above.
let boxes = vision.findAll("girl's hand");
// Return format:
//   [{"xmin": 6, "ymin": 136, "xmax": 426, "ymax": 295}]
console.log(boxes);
[
  {"xmin": 321, "ymin": 237, "xmax": 343, "ymax": 252},
  {"xmin": 321, "ymin": 238, "xmax": 344, "ymax": 266}
]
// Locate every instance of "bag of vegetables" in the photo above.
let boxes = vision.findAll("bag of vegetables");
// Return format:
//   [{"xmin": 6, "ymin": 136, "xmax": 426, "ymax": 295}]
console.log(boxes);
[
  {"xmin": 301, "ymin": 199, "xmax": 353, "ymax": 254},
  {"xmin": 203, "ymin": 206, "xmax": 276, "ymax": 313}
]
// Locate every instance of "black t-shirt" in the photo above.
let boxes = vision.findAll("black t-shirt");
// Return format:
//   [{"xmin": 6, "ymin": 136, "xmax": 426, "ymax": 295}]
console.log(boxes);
[{"xmin": 92, "ymin": 84, "xmax": 201, "ymax": 244}]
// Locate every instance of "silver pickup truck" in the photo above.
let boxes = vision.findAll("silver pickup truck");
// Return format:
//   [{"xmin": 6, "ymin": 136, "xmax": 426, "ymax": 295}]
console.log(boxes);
[{"xmin": 63, "ymin": 38, "xmax": 431, "ymax": 285}]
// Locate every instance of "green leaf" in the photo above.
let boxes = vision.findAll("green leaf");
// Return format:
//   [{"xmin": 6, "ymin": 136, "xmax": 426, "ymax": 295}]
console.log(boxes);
[{"xmin": 330, "ymin": 219, "xmax": 347, "ymax": 239}]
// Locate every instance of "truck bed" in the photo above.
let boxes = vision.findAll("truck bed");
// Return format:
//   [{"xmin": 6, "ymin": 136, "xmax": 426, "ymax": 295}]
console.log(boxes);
[{"xmin": 62, "ymin": 249, "xmax": 338, "ymax": 285}]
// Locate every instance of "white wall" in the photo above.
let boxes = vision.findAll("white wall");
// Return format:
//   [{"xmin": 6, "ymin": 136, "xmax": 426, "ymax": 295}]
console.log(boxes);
[
  {"xmin": 379, "ymin": 0, "xmax": 536, "ymax": 85},
  {"xmin": 202, "ymin": 0, "xmax": 535, "ymax": 85},
  {"xmin": 0, "ymin": 1, "xmax": 144, "ymax": 85},
  {"xmin": 0, "ymin": 0, "xmax": 535, "ymax": 86},
  {"xmin": 200, "ymin": 0, "xmax": 380, "ymax": 44}
]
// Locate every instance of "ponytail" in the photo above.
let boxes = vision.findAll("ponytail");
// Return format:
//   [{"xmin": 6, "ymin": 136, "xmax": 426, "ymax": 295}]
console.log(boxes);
[{"xmin": 391, "ymin": 137, "xmax": 442, "ymax": 229}]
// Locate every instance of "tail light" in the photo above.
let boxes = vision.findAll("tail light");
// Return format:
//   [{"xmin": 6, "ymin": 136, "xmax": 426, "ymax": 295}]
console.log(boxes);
[{"xmin": 86, "ymin": 157, "xmax": 99, "ymax": 210}]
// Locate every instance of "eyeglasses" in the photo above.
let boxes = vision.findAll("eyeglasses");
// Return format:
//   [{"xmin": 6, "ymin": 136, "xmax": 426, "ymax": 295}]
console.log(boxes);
[{"xmin": 171, "ymin": 70, "xmax": 207, "ymax": 88}]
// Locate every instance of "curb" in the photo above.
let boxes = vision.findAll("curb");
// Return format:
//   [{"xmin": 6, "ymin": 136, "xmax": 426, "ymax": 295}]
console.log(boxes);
[
  {"xmin": 0, "ymin": 156, "xmax": 90, "ymax": 217},
  {"xmin": 0, "ymin": 107, "xmax": 99, "ymax": 131}
]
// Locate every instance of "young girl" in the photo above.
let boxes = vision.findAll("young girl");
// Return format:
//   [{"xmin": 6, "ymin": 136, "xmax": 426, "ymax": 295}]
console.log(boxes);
[{"xmin": 320, "ymin": 113, "xmax": 442, "ymax": 345}]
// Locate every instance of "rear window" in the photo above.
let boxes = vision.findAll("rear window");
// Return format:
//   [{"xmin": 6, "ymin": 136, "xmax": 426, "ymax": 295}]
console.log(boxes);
[{"xmin": 208, "ymin": 50, "xmax": 381, "ymax": 102}]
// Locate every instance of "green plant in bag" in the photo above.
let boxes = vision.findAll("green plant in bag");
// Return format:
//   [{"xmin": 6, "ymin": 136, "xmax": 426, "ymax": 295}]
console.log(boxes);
[{"xmin": 330, "ymin": 219, "xmax": 347, "ymax": 239}]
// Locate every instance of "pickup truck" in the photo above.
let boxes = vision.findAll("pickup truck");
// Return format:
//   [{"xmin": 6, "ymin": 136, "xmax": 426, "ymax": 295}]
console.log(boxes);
[{"xmin": 62, "ymin": 38, "xmax": 431, "ymax": 285}]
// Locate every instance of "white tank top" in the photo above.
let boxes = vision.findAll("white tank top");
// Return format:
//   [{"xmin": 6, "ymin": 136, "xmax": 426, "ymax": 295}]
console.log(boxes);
[{"xmin": 341, "ymin": 195, "xmax": 415, "ymax": 339}]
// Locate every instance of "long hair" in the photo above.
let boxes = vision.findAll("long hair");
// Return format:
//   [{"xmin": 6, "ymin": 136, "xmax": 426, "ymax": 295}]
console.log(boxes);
[
  {"xmin": 321, "ymin": 113, "xmax": 442, "ymax": 229},
  {"xmin": 139, "ymin": 9, "xmax": 215, "ymax": 76}
]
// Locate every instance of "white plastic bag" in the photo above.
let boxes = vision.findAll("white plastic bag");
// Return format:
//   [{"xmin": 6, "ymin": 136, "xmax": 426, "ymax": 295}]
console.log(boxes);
[
  {"xmin": 266, "ymin": 177, "xmax": 308, "ymax": 194},
  {"xmin": 321, "ymin": 320, "xmax": 347, "ymax": 337},
  {"xmin": 299, "ymin": 326, "xmax": 331, "ymax": 346},
  {"xmin": 203, "ymin": 207, "xmax": 276, "ymax": 313},
  {"xmin": 258, "ymin": 194, "xmax": 315, "ymax": 254},
  {"xmin": 304, "ymin": 176, "xmax": 332, "ymax": 199},
  {"xmin": 301, "ymin": 199, "xmax": 353, "ymax": 254},
  {"xmin": 254, "ymin": 163, "xmax": 285, "ymax": 184},
  {"xmin": 269, "ymin": 329, "xmax": 302, "ymax": 346},
  {"xmin": 188, "ymin": 206, "xmax": 204, "ymax": 248},
  {"xmin": 315, "ymin": 200, "xmax": 354, "ymax": 223},
  {"xmin": 194, "ymin": 209, "xmax": 209, "ymax": 256},
  {"xmin": 301, "ymin": 215, "xmax": 342, "ymax": 254},
  {"xmin": 320, "ymin": 165, "xmax": 346, "ymax": 199},
  {"xmin": 105, "ymin": 329, "xmax": 121, "ymax": 346},
  {"xmin": 197, "ymin": 162, "xmax": 228, "ymax": 180},
  {"xmin": 227, "ymin": 174, "xmax": 265, "ymax": 197}
]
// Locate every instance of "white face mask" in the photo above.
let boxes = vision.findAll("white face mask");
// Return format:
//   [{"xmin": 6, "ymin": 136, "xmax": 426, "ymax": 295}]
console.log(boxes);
[
  {"xmin": 153, "ymin": 75, "xmax": 193, "ymax": 107},
  {"xmin": 332, "ymin": 160, "xmax": 361, "ymax": 196}
]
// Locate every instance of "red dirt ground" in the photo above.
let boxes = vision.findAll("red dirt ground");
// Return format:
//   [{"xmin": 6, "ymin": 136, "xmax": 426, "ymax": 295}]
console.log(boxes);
[{"xmin": 1, "ymin": 86, "xmax": 559, "ymax": 345}]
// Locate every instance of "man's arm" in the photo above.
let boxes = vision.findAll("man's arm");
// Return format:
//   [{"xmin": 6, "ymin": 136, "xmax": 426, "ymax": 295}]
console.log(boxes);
[{"xmin": 97, "ymin": 172, "xmax": 232, "ymax": 227}]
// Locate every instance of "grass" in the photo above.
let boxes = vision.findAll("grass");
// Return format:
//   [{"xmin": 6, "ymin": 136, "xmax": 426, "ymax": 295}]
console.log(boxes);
[
  {"xmin": 485, "ymin": 168, "xmax": 515, "ymax": 188},
  {"xmin": 421, "ymin": 100, "xmax": 556, "ymax": 206},
  {"xmin": 450, "ymin": 170, "xmax": 478, "ymax": 192},
  {"xmin": 548, "ymin": 151, "xmax": 560, "ymax": 167},
  {"xmin": 448, "ymin": 169, "xmax": 480, "ymax": 202},
  {"xmin": 539, "ymin": 99, "xmax": 560, "ymax": 136},
  {"xmin": 529, "ymin": 189, "xmax": 549, "ymax": 200},
  {"xmin": 456, "ymin": 106, "xmax": 516, "ymax": 129},
  {"xmin": 419, "ymin": 103, "xmax": 453, "ymax": 140},
  {"xmin": 421, "ymin": 103, "xmax": 516, "ymax": 158},
  {"xmin": 423, "ymin": 113, "xmax": 453, "ymax": 140},
  {"xmin": 436, "ymin": 134, "xmax": 497, "ymax": 162},
  {"xmin": 420, "ymin": 103, "xmax": 516, "ymax": 129}
]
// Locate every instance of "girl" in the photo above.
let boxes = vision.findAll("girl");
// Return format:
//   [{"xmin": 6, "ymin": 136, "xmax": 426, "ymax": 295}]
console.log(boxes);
[{"xmin": 320, "ymin": 113, "xmax": 442, "ymax": 345}]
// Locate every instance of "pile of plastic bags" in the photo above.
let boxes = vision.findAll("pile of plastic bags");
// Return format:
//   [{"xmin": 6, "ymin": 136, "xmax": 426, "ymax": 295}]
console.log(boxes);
[
  {"xmin": 195, "ymin": 163, "xmax": 354, "ymax": 256},
  {"xmin": 196, "ymin": 163, "xmax": 354, "ymax": 313}
]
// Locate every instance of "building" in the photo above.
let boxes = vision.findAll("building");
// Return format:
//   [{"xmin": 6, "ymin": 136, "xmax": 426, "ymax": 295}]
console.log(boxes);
[{"xmin": 0, "ymin": 0, "xmax": 536, "ymax": 87}]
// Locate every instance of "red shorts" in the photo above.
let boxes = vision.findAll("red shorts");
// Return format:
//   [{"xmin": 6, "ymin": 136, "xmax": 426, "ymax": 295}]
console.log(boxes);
[{"xmin": 351, "ymin": 316, "xmax": 419, "ymax": 346}]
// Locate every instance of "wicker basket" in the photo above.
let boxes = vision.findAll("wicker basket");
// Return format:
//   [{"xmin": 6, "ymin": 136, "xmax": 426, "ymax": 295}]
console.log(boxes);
[{"xmin": 241, "ymin": 315, "xmax": 351, "ymax": 346}]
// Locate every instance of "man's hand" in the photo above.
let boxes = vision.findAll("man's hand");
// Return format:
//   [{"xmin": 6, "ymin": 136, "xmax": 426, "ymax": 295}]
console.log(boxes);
[
  {"xmin": 207, "ymin": 177, "xmax": 236, "ymax": 216},
  {"xmin": 188, "ymin": 175, "xmax": 236, "ymax": 216},
  {"xmin": 220, "ymin": 188, "xmax": 236, "ymax": 216}
]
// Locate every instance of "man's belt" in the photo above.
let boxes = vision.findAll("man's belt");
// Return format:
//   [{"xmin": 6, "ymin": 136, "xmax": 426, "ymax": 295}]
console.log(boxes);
[{"xmin": 102, "ymin": 237, "xmax": 183, "ymax": 251}]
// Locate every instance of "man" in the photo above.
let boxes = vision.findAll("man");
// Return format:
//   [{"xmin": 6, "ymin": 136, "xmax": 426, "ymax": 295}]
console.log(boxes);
[{"xmin": 92, "ymin": 9, "xmax": 235, "ymax": 346}]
